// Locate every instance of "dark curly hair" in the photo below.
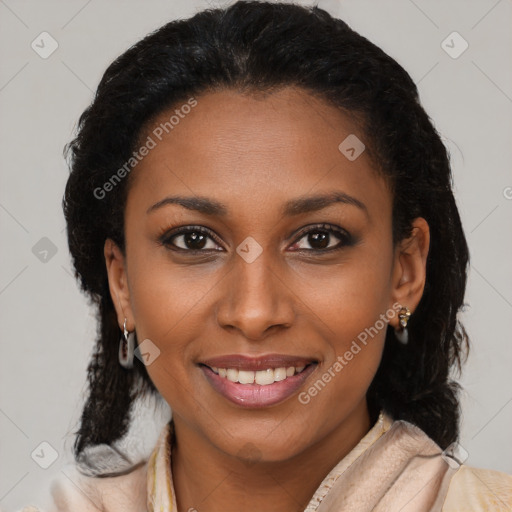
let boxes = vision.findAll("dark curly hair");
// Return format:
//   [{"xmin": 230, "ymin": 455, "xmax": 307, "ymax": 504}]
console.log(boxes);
[{"xmin": 63, "ymin": 0, "xmax": 470, "ymax": 469}]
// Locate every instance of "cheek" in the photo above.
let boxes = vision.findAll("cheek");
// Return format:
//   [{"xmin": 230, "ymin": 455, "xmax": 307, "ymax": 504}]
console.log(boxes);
[
  {"xmin": 128, "ymin": 253, "xmax": 216, "ymax": 338},
  {"xmin": 126, "ymin": 256, "xmax": 227, "ymax": 401},
  {"xmin": 299, "ymin": 242, "xmax": 393, "ymax": 387},
  {"xmin": 300, "ymin": 291, "xmax": 389, "ymax": 417},
  {"xmin": 296, "ymin": 249, "xmax": 393, "ymax": 341},
  {"xmin": 126, "ymin": 264, "xmax": 208, "ymax": 407}
]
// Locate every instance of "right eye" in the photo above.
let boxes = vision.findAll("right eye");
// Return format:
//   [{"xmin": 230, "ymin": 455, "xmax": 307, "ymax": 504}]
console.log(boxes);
[{"xmin": 160, "ymin": 225, "xmax": 224, "ymax": 253}]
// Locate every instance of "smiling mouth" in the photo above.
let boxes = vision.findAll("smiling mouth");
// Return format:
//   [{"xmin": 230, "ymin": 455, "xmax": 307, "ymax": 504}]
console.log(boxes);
[
  {"xmin": 198, "ymin": 355, "xmax": 319, "ymax": 408},
  {"xmin": 204, "ymin": 365, "xmax": 310, "ymax": 385}
]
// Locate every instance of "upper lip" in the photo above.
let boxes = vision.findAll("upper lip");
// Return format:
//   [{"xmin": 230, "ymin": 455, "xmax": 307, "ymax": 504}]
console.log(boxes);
[{"xmin": 200, "ymin": 354, "xmax": 317, "ymax": 371}]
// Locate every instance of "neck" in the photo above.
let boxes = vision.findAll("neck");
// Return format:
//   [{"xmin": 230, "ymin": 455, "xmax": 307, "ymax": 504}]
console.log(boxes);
[{"xmin": 171, "ymin": 401, "xmax": 372, "ymax": 512}]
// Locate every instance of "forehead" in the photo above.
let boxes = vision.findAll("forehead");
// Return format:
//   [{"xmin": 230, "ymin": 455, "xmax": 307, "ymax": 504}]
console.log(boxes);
[{"xmin": 127, "ymin": 87, "xmax": 390, "ymax": 219}]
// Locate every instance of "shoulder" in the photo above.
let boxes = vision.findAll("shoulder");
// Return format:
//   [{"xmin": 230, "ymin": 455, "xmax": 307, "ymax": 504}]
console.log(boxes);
[
  {"xmin": 442, "ymin": 465, "xmax": 512, "ymax": 511},
  {"xmin": 17, "ymin": 463, "xmax": 148, "ymax": 512}
]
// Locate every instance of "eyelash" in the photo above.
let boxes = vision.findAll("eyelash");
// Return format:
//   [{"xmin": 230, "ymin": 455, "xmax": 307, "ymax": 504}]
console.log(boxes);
[{"xmin": 158, "ymin": 223, "xmax": 354, "ymax": 255}]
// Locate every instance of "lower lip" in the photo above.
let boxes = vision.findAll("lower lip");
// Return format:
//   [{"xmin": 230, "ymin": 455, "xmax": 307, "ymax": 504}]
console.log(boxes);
[{"xmin": 200, "ymin": 364, "xmax": 317, "ymax": 408}]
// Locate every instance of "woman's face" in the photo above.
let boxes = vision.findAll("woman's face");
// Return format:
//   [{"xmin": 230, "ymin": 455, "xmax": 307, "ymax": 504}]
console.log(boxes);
[{"xmin": 106, "ymin": 87, "xmax": 428, "ymax": 462}]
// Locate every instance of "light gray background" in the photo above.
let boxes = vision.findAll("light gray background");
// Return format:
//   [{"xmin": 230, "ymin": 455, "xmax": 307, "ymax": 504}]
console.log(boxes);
[{"xmin": 1, "ymin": 0, "xmax": 511, "ymax": 510}]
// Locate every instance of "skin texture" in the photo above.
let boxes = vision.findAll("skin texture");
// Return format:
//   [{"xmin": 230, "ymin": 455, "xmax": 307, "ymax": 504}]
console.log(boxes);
[{"xmin": 104, "ymin": 87, "xmax": 430, "ymax": 512}]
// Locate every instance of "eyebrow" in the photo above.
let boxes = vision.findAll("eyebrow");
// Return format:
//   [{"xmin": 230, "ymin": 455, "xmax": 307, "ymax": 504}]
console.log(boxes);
[
  {"xmin": 282, "ymin": 191, "xmax": 368, "ymax": 217},
  {"xmin": 146, "ymin": 191, "xmax": 368, "ymax": 218},
  {"xmin": 147, "ymin": 195, "xmax": 228, "ymax": 216}
]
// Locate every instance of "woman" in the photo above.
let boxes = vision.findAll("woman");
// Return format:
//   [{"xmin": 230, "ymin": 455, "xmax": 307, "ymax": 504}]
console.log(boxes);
[{"xmin": 21, "ymin": 1, "xmax": 511, "ymax": 511}]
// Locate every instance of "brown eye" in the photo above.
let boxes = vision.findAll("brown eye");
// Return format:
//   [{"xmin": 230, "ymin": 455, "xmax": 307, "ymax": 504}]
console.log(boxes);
[
  {"xmin": 290, "ymin": 224, "xmax": 353, "ymax": 252},
  {"xmin": 307, "ymin": 231, "xmax": 330, "ymax": 249},
  {"xmin": 178, "ymin": 231, "xmax": 208, "ymax": 250},
  {"xmin": 161, "ymin": 226, "xmax": 223, "ymax": 252}
]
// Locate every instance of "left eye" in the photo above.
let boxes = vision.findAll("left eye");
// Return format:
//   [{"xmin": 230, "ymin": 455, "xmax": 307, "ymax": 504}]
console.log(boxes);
[{"xmin": 290, "ymin": 225, "xmax": 351, "ymax": 252}]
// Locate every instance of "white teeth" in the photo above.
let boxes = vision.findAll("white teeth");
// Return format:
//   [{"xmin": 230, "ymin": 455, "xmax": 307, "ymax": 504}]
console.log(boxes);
[
  {"xmin": 238, "ymin": 370, "xmax": 255, "ymax": 384},
  {"xmin": 274, "ymin": 367, "xmax": 287, "ymax": 381},
  {"xmin": 255, "ymin": 369, "xmax": 274, "ymax": 385},
  {"xmin": 211, "ymin": 364, "xmax": 309, "ymax": 384},
  {"xmin": 226, "ymin": 368, "xmax": 239, "ymax": 382}
]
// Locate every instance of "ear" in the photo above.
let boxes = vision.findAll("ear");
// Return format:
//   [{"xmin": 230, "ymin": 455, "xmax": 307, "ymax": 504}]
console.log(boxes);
[
  {"xmin": 104, "ymin": 238, "xmax": 135, "ymax": 332},
  {"xmin": 389, "ymin": 217, "xmax": 430, "ymax": 329}
]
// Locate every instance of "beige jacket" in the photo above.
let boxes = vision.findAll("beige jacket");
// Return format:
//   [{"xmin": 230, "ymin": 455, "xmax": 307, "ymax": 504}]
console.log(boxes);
[{"xmin": 20, "ymin": 413, "xmax": 512, "ymax": 512}]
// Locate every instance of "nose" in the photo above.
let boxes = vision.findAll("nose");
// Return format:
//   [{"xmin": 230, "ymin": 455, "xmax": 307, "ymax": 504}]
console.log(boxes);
[{"xmin": 216, "ymin": 248, "xmax": 295, "ymax": 341}]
